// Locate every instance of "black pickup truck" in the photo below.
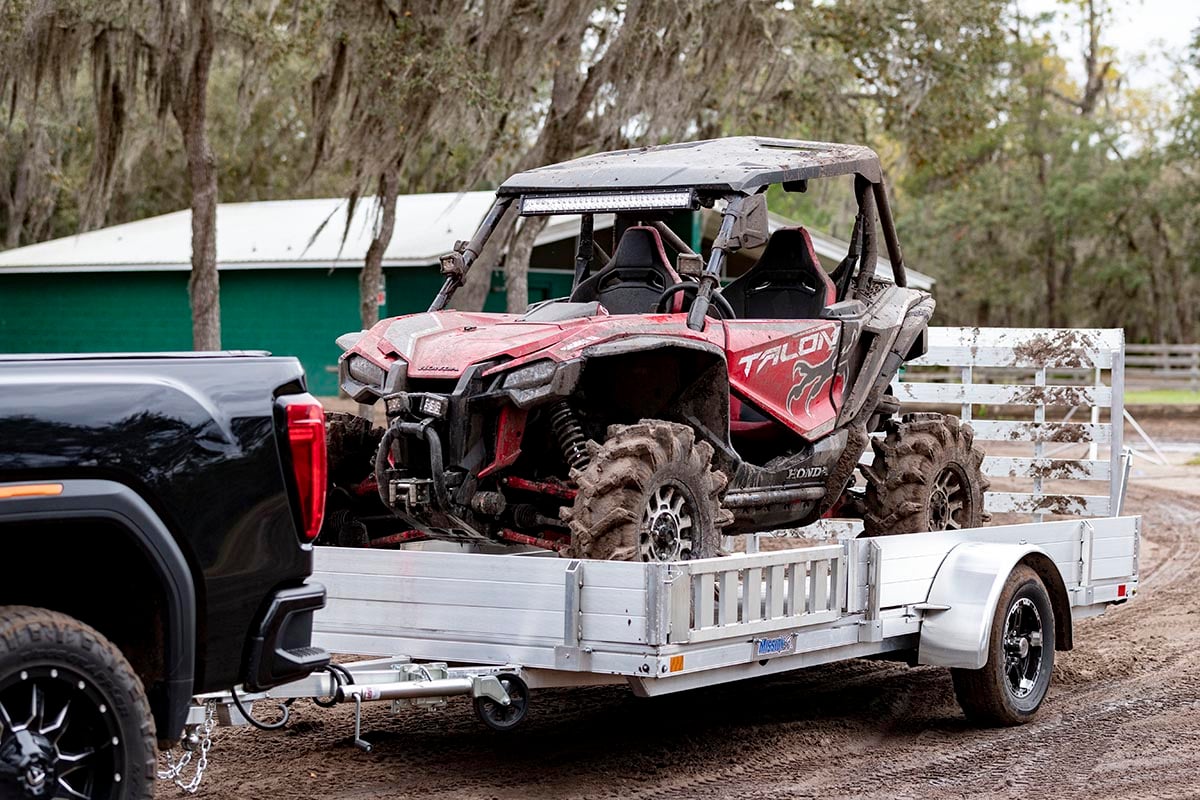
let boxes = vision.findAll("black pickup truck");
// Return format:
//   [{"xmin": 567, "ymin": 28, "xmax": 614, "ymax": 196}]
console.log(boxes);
[{"xmin": 0, "ymin": 353, "xmax": 330, "ymax": 799}]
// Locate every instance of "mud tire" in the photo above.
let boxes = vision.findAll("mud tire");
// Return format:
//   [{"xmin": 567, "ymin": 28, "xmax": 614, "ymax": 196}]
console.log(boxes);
[
  {"xmin": 0, "ymin": 605, "xmax": 156, "ymax": 799},
  {"xmin": 564, "ymin": 420, "xmax": 733, "ymax": 561},
  {"xmin": 860, "ymin": 412, "xmax": 989, "ymax": 536},
  {"xmin": 950, "ymin": 565, "xmax": 1055, "ymax": 726},
  {"xmin": 325, "ymin": 411, "xmax": 382, "ymax": 488}
]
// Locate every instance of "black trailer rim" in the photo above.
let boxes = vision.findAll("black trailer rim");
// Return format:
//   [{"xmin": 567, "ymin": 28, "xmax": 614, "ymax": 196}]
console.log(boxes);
[
  {"xmin": 0, "ymin": 666, "xmax": 122, "ymax": 800},
  {"xmin": 1002, "ymin": 597, "xmax": 1045, "ymax": 700}
]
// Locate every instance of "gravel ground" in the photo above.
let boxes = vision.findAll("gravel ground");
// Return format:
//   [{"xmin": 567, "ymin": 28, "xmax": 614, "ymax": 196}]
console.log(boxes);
[{"xmin": 172, "ymin": 428, "xmax": 1200, "ymax": 800}]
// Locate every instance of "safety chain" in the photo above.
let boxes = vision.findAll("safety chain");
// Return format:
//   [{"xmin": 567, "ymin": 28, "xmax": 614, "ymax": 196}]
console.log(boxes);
[{"xmin": 157, "ymin": 702, "xmax": 216, "ymax": 794}]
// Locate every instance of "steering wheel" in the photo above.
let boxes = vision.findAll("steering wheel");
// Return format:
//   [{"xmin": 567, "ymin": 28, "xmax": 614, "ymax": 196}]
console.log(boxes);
[{"xmin": 655, "ymin": 282, "xmax": 737, "ymax": 319}]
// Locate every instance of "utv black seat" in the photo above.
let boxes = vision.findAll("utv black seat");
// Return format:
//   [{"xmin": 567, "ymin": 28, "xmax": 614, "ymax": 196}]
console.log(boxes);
[
  {"xmin": 721, "ymin": 227, "xmax": 835, "ymax": 320},
  {"xmin": 569, "ymin": 226, "xmax": 682, "ymax": 314}
]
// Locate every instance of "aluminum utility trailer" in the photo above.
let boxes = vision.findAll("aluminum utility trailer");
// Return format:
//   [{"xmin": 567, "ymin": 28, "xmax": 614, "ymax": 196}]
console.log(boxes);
[{"xmin": 170, "ymin": 327, "xmax": 1138, "ymax": 785}]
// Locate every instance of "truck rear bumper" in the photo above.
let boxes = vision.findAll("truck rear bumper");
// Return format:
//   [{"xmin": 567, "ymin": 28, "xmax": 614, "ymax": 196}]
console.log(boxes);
[{"xmin": 244, "ymin": 583, "xmax": 330, "ymax": 692}]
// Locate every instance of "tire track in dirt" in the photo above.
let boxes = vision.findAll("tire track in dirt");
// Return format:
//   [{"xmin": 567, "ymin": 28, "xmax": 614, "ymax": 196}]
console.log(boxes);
[{"xmin": 177, "ymin": 482, "xmax": 1200, "ymax": 800}]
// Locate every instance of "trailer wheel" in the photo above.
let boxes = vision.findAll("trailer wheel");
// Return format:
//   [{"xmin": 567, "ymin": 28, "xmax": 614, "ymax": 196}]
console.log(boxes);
[
  {"xmin": 0, "ymin": 606, "xmax": 155, "ymax": 800},
  {"xmin": 473, "ymin": 674, "xmax": 529, "ymax": 732},
  {"xmin": 860, "ymin": 413, "xmax": 988, "ymax": 535},
  {"xmin": 951, "ymin": 565, "xmax": 1055, "ymax": 725},
  {"xmin": 564, "ymin": 420, "xmax": 732, "ymax": 561}
]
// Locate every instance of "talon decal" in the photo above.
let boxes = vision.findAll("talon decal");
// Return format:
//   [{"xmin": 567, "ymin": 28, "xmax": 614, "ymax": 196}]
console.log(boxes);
[{"xmin": 727, "ymin": 321, "xmax": 840, "ymax": 437}]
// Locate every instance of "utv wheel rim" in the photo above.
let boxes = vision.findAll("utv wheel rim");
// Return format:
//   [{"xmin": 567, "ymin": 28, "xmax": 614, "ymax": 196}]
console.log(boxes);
[
  {"xmin": 0, "ymin": 666, "xmax": 122, "ymax": 800},
  {"xmin": 641, "ymin": 482, "xmax": 695, "ymax": 562},
  {"xmin": 928, "ymin": 464, "xmax": 970, "ymax": 530},
  {"xmin": 1002, "ymin": 597, "xmax": 1045, "ymax": 700}
]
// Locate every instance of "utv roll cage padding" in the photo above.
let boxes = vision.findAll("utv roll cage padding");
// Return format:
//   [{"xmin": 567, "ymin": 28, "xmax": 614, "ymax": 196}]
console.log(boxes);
[{"xmin": 0, "ymin": 479, "xmax": 197, "ymax": 743}]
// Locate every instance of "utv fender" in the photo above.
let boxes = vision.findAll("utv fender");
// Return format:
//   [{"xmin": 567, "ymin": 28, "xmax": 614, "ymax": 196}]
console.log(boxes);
[
  {"xmin": 917, "ymin": 542, "xmax": 1072, "ymax": 669},
  {"xmin": 580, "ymin": 335, "xmax": 727, "ymax": 362},
  {"xmin": 0, "ymin": 478, "xmax": 196, "ymax": 742},
  {"xmin": 579, "ymin": 338, "xmax": 731, "ymax": 451}
]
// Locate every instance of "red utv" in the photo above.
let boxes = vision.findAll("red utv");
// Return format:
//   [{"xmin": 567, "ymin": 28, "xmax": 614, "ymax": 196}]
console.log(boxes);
[{"xmin": 325, "ymin": 137, "xmax": 987, "ymax": 560}]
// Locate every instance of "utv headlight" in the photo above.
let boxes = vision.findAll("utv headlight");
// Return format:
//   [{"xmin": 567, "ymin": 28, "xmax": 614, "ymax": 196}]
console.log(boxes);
[
  {"xmin": 502, "ymin": 359, "xmax": 583, "ymax": 408},
  {"xmin": 346, "ymin": 355, "xmax": 386, "ymax": 388},
  {"xmin": 503, "ymin": 360, "xmax": 558, "ymax": 390}
]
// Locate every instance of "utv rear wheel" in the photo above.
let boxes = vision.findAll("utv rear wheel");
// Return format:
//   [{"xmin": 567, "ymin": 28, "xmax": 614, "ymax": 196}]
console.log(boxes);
[
  {"xmin": 860, "ymin": 413, "xmax": 988, "ymax": 536},
  {"xmin": 564, "ymin": 421, "xmax": 733, "ymax": 561}
]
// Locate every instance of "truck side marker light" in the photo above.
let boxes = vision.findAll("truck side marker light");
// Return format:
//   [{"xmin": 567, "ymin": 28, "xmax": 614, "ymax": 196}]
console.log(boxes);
[{"xmin": 0, "ymin": 483, "xmax": 63, "ymax": 499}]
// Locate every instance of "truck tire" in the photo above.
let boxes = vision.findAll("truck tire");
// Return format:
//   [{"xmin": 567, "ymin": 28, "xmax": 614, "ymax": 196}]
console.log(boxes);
[
  {"xmin": 950, "ymin": 565, "xmax": 1055, "ymax": 726},
  {"xmin": 860, "ymin": 412, "xmax": 988, "ymax": 535},
  {"xmin": 0, "ymin": 606, "xmax": 155, "ymax": 800},
  {"xmin": 564, "ymin": 420, "xmax": 733, "ymax": 561}
]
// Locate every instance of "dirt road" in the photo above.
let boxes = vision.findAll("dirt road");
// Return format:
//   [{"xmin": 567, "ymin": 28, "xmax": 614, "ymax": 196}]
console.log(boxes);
[{"xmin": 180, "ymin": 481, "xmax": 1200, "ymax": 800}]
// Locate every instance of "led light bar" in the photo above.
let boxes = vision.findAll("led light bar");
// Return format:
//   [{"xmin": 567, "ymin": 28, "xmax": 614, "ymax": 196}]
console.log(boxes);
[{"xmin": 520, "ymin": 190, "xmax": 696, "ymax": 215}]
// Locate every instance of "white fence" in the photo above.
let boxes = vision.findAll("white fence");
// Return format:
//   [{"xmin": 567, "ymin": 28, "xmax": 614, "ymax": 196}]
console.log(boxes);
[
  {"xmin": 893, "ymin": 327, "xmax": 1125, "ymax": 521},
  {"xmin": 1125, "ymin": 343, "xmax": 1200, "ymax": 392}
]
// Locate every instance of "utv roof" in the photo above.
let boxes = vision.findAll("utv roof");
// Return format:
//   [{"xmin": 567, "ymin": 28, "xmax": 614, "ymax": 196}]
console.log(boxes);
[{"xmin": 498, "ymin": 136, "xmax": 882, "ymax": 196}]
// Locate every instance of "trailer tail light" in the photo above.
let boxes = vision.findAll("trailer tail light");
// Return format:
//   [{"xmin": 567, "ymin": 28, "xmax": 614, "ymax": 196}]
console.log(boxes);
[{"xmin": 287, "ymin": 401, "xmax": 327, "ymax": 541}]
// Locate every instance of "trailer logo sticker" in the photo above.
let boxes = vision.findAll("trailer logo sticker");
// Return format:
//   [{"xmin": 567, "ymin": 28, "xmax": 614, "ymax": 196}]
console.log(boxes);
[{"xmin": 755, "ymin": 632, "xmax": 797, "ymax": 659}]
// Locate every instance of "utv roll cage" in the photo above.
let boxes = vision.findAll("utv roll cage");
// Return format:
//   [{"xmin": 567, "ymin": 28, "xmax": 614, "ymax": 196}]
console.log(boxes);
[{"xmin": 429, "ymin": 137, "xmax": 908, "ymax": 330}]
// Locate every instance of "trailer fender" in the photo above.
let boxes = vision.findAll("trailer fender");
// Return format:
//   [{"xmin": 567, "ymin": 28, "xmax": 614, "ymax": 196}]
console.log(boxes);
[{"xmin": 917, "ymin": 542, "xmax": 1071, "ymax": 669}]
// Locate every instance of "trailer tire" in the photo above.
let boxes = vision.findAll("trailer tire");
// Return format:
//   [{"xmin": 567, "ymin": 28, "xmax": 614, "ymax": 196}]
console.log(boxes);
[
  {"xmin": 950, "ymin": 565, "xmax": 1055, "ymax": 726},
  {"xmin": 564, "ymin": 420, "xmax": 732, "ymax": 561},
  {"xmin": 0, "ymin": 605, "xmax": 156, "ymax": 800},
  {"xmin": 860, "ymin": 413, "xmax": 988, "ymax": 535}
]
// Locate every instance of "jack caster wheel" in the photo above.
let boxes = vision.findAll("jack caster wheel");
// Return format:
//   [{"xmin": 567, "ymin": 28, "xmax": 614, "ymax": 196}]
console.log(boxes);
[{"xmin": 473, "ymin": 674, "xmax": 529, "ymax": 732}]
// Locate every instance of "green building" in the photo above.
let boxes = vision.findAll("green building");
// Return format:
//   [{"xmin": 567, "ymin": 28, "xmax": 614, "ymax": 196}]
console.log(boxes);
[{"xmin": 0, "ymin": 193, "xmax": 931, "ymax": 396}]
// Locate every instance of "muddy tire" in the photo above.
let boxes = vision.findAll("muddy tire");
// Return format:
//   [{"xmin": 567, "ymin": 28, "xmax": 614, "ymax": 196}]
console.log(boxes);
[
  {"xmin": 563, "ymin": 420, "xmax": 733, "ymax": 561},
  {"xmin": 325, "ymin": 411, "xmax": 381, "ymax": 488},
  {"xmin": 0, "ymin": 605, "xmax": 156, "ymax": 800},
  {"xmin": 951, "ymin": 565, "xmax": 1055, "ymax": 725},
  {"xmin": 860, "ymin": 412, "xmax": 988, "ymax": 536}
]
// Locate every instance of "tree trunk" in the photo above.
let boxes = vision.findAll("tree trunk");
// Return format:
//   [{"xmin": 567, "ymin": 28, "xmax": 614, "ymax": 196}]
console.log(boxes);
[
  {"xmin": 178, "ymin": 0, "xmax": 220, "ymax": 351},
  {"xmin": 504, "ymin": 216, "xmax": 547, "ymax": 313},
  {"xmin": 361, "ymin": 168, "xmax": 399, "ymax": 329}
]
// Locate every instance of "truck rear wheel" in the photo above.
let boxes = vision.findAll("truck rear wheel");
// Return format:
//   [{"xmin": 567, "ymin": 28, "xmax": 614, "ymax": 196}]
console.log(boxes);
[
  {"xmin": 0, "ymin": 606, "xmax": 155, "ymax": 800},
  {"xmin": 860, "ymin": 412, "xmax": 988, "ymax": 535},
  {"xmin": 950, "ymin": 565, "xmax": 1055, "ymax": 726},
  {"xmin": 564, "ymin": 420, "xmax": 733, "ymax": 561}
]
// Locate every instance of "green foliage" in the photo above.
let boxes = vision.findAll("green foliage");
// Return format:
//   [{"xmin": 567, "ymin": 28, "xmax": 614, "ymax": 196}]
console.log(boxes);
[{"xmin": 1, "ymin": 0, "xmax": 1197, "ymax": 345}]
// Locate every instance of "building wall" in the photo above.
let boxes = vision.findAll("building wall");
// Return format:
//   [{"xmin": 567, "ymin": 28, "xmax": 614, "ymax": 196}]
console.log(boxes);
[{"xmin": 0, "ymin": 265, "xmax": 576, "ymax": 396}]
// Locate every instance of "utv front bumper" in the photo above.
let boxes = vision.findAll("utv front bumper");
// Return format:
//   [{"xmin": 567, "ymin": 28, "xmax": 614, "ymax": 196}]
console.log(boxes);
[{"xmin": 378, "ymin": 417, "xmax": 452, "ymax": 513}]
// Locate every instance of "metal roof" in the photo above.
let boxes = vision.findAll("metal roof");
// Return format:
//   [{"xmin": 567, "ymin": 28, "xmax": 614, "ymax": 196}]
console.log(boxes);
[
  {"xmin": 499, "ymin": 136, "xmax": 882, "ymax": 196},
  {"xmin": 0, "ymin": 193, "xmax": 569, "ymax": 274}
]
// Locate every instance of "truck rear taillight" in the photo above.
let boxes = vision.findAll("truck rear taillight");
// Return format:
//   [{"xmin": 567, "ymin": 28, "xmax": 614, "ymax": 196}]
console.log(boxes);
[{"xmin": 286, "ymin": 401, "xmax": 327, "ymax": 541}]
